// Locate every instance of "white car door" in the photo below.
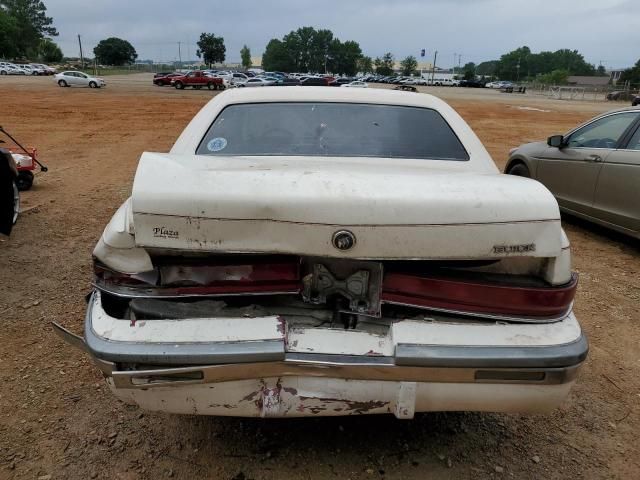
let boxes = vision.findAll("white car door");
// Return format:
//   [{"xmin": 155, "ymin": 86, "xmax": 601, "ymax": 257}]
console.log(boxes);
[
  {"xmin": 65, "ymin": 72, "xmax": 79, "ymax": 85},
  {"xmin": 76, "ymin": 72, "xmax": 90, "ymax": 86}
]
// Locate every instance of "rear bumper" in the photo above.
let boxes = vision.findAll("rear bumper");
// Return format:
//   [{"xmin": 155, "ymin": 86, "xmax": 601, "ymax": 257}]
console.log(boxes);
[{"xmin": 53, "ymin": 291, "xmax": 588, "ymax": 418}]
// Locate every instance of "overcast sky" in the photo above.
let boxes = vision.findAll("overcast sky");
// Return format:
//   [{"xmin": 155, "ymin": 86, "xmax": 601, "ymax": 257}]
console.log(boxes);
[{"xmin": 46, "ymin": 0, "xmax": 638, "ymax": 69}]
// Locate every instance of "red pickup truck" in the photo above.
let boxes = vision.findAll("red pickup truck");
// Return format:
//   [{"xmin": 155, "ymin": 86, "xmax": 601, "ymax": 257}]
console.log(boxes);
[{"xmin": 171, "ymin": 71, "xmax": 225, "ymax": 90}]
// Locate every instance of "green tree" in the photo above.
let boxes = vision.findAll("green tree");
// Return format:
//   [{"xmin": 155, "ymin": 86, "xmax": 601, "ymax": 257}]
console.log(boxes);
[
  {"xmin": 596, "ymin": 65, "xmax": 607, "ymax": 76},
  {"xmin": 328, "ymin": 39, "xmax": 362, "ymax": 76},
  {"xmin": 0, "ymin": 9, "xmax": 19, "ymax": 59},
  {"xmin": 494, "ymin": 46, "xmax": 531, "ymax": 80},
  {"xmin": 280, "ymin": 27, "xmax": 333, "ymax": 72},
  {"xmin": 357, "ymin": 55, "xmax": 373, "ymax": 73},
  {"xmin": 93, "ymin": 37, "xmax": 137, "ymax": 65},
  {"xmin": 462, "ymin": 62, "xmax": 476, "ymax": 80},
  {"xmin": 262, "ymin": 38, "xmax": 293, "ymax": 72},
  {"xmin": 1, "ymin": 0, "xmax": 57, "ymax": 58},
  {"xmin": 493, "ymin": 46, "xmax": 595, "ymax": 80},
  {"xmin": 400, "ymin": 55, "xmax": 417, "ymax": 76},
  {"xmin": 374, "ymin": 52, "xmax": 394, "ymax": 76},
  {"xmin": 38, "ymin": 37, "xmax": 61, "ymax": 62},
  {"xmin": 309, "ymin": 28, "xmax": 333, "ymax": 72},
  {"xmin": 476, "ymin": 60, "xmax": 498, "ymax": 77},
  {"xmin": 551, "ymin": 49, "xmax": 594, "ymax": 75},
  {"xmin": 262, "ymin": 27, "xmax": 361, "ymax": 74},
  {"xmin": 240, "ymin": 45, "xmax": 251, "ymax": 69},
  {"xmin": 537, "ymin": 69, "xmax": 569, "ymax": 85},
  {"xmin": 196, "ymin": 32, "xmax": 225, "ymax": 67},
  {"xmin": 618, "ymin": 59, "xmax": 640, "ymax": 87}
]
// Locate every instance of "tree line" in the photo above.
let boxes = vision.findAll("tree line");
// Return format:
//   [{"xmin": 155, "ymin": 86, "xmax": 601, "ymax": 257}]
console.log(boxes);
[
  {"xmin": 471, "ymin": 46, "xmax": 605, "ymax": 83},
  {"xmin": 261, "ymin": 27, "xmax": 364, "ymax": 75},
  {"xmin": 0, "ymin": 0, "xmax": 62, "ymax": 62}
]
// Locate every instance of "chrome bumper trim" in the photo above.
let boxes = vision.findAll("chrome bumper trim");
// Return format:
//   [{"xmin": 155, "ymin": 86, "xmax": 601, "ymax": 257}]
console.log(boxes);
[
  {"xmin": 395, "ymin": 334, "xmax": 589, "ymax": 369},
  {"xmin": 52, "ymin": 322, "xmax": 115, "ymax": 374},
  {"xmin": 109, "ymin": 359, "xmax": 582, "ymax": 389},
  {"xmin": 54, "ymin": 319, "xmax": 584, "ymax": 390}
]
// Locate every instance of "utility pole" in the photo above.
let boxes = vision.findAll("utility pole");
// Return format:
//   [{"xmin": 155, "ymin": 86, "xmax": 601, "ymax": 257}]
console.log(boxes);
[
  {"xmin": 78, "ymin": 34, "xmax": 84, "ymax": 69},
  {"xmin": 431, "ymin": 50, "xmax": 438, "ymax": 84},
  {"xmin": 453, "ymin": 53, "xmax": 457, "ymax": 75},
  {"xmin": 178, "ymin": 42, "xmax": 182, "ymax": 68}
]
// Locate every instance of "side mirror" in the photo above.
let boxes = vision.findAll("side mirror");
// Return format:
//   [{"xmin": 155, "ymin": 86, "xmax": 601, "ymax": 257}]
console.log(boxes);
[{"xmin": 547, "ymin": 135, "xmax": 565, "ymax": 148}]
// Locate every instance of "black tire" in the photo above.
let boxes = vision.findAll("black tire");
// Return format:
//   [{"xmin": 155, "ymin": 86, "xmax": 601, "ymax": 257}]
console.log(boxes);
[
  {"xmin": 16, "ymin": 171, "xmax": 34, "ymax": 191},
  {"xmin": 219, "ymin": 84, "xmax": 226, "ymax": 90},
  {"xmin": 174, "ymin": 81, "xmax": 184, "ymax": 90},
  {"xmin": 507, "ymin": 163, "xmax": 530, "ymax": 178},
  {"xmin": 89, "ymin": 81, "xmax": 97, "ymax": 88},
  {"xmin": 207, "ymin": 82, "xmax": 214, "ymax": 90},
  {"xmin": 58, "ymin": 79, "xmax": 68, "ymax": 87},
  {"xmin": 12, "ymin": 182, "xmax": 19, "ymax": 225},
  {"xmin": 0, "ymin": 70, "xmax": 7, "ymax": 75}
]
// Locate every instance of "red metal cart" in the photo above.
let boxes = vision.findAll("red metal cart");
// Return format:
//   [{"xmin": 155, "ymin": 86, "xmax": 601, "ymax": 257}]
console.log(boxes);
[{"xmin": 0, "ymin": 126, "xmax": 48, "ymax": 190}]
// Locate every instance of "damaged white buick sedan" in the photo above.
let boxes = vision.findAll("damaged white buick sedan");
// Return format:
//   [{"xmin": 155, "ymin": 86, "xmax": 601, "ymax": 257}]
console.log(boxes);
[{"xmin": 54, "ymin": 87, "xmax": 587, "ymax": 418}]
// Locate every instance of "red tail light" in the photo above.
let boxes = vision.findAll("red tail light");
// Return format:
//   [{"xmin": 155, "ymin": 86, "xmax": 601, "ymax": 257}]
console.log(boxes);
[
  {"xmin": 381, "ymin": 273, "xmax": 578, "ymax": 319},
  {"xmin": 159, "ymin": 262, "xmax": 300, "ymax": 295},
  {"xmin": 95, "ymin": 257, "xmax": 577, "ymax": 320},
  {"xmin": 94, "ymin": 258, "xmax": 300, "ymax": 297}
]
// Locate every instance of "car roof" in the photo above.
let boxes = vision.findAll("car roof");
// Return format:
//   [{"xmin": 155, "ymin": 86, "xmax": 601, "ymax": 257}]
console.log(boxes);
[{"xmin": 602, "ymin": 106, "xmax": 640, "ymax": 114}]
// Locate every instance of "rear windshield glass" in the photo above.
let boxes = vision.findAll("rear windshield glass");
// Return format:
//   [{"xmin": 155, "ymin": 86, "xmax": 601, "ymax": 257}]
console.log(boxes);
[{"xmin": 196, "ymin": 102, "xmax": 469, "ymax": 160}]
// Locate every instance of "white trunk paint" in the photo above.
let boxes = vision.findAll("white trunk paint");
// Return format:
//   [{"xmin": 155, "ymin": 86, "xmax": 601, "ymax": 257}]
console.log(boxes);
[{"xmin": 130, "ymin": 153, "xmax": 562, "ymax": 259}]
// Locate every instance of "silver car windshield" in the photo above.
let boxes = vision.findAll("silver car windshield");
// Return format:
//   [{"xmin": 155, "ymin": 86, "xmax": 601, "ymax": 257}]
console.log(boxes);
[{"xmin": 196, "ymin": 102, "xmax": 470, "ymax": 160}]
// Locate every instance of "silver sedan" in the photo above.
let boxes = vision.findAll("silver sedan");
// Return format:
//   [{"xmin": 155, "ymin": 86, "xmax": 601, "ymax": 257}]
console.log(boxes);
[
  {"xmin": 505, "ymin": 107, "xmax": 640, "ymax": 238},
  {"xmin": 241, "ymin": 78, "xmax": 273, "ymax": 87}
]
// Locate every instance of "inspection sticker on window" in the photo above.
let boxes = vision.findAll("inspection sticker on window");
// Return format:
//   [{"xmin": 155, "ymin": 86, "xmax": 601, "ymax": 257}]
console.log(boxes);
[{"xmin": 207, "ymin": 137, "xmax": 227, "ymax": 152}]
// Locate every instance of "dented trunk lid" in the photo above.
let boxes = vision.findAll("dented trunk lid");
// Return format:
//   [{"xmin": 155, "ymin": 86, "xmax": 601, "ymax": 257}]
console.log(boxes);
[{"xmin": 130, "ymin": 152, "xmax": 563, "ymax": 259}]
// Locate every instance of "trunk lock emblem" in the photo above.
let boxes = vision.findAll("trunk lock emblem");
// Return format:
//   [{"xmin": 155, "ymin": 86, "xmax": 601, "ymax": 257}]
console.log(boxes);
[{"xmin": 332, "ymin": 230, "xmax": 356, "ymax": 251}]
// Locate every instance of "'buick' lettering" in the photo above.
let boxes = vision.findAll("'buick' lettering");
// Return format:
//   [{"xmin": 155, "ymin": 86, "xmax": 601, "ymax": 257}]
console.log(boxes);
[
  {"xmin": 153, "ymin": 227, "xmax": 179, "ymax": 239},
  {"xmin": 493, "ymin": 243, "xmax": 536, "ymax": 254}
]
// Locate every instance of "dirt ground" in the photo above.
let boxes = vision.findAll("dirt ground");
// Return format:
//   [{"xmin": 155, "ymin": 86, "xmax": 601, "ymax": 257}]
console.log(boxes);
[{"xmin": 0, "ymin": 74, "xmax": 638, "ymax": 480}]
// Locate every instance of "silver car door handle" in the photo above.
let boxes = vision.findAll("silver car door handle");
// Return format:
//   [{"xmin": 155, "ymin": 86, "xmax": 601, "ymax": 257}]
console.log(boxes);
[{"xmin": 584, "ymin": 154, "xmax": 603, "ymax": 163}]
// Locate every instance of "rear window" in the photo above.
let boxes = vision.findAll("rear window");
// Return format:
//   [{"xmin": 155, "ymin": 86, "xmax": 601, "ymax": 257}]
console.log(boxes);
[{"xmin": 196, "ymin": 102, "xmax": 469, "ymax": 160}]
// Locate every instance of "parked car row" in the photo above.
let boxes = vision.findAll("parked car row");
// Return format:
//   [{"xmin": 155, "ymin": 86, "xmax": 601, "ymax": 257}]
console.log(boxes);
[
  {"xmin": 364, "ymin": 75, "xmax": 462, "ymax": 86},
  {"xmin": 0, "ymin": 62, "xmax": 56, "ymax": 76},
  {"xmin": 152, "ymin": 70, "xmax": 369, "ymax": 89}
]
